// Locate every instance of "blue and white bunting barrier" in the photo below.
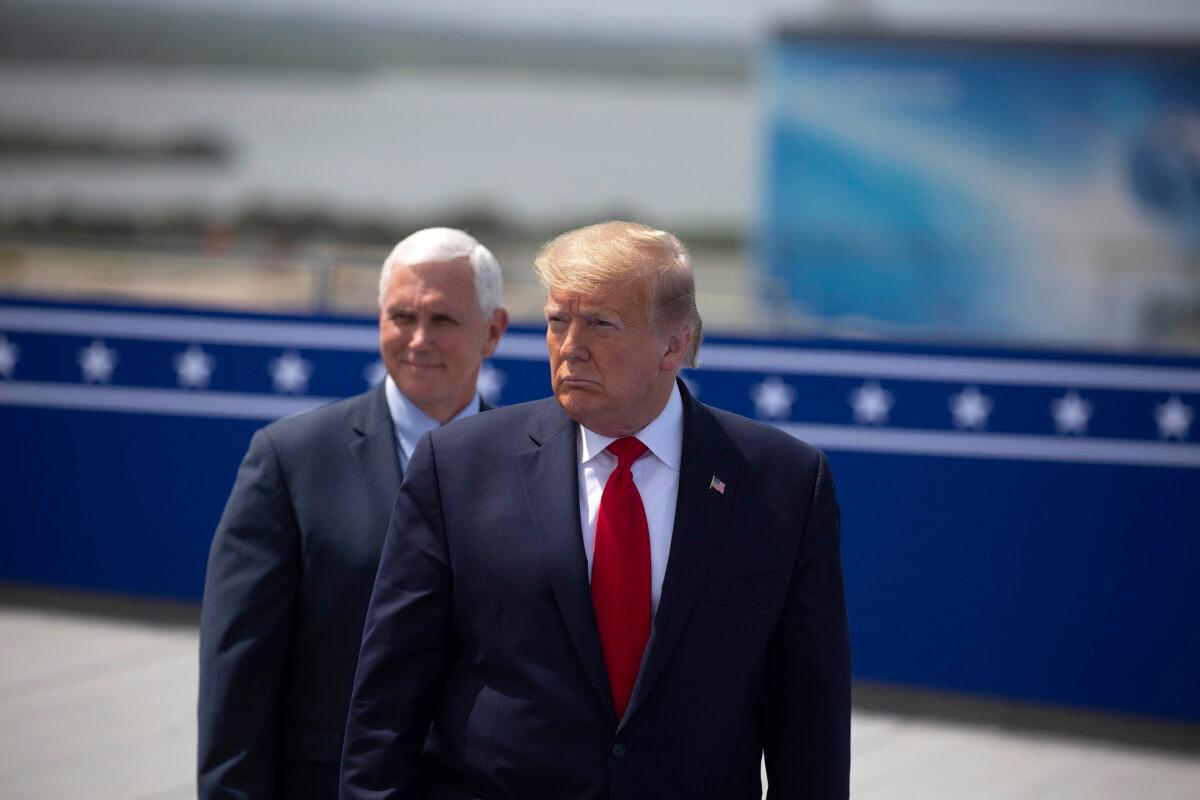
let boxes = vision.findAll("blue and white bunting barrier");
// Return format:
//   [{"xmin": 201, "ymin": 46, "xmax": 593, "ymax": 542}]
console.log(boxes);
[{"xmin": 1, "ymin": 297, "xmax": 1197, "ymax": 723}]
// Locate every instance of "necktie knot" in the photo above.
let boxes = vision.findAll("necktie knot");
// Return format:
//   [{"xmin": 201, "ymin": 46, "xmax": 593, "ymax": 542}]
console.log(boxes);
[{"xmin": 606, "ymin": 436, "xmax": 647, "ymax": 470}]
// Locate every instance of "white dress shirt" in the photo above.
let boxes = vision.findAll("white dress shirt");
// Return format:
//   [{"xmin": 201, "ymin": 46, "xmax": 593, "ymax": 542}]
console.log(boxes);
[
  {"xmin": 384, "ymin": 376, "xmax": 481, "ymax": 474},
  {"xmin": 578, "ymin": 382, "xmax": 683, "ymax": 618}
]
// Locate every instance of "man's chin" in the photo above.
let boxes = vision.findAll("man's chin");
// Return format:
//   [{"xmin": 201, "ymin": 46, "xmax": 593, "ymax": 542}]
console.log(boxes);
[
  {"xmin": 555, "ymin": 388, "xmax": 606, "ymax": 423},
  {"xmin": 396, "ymin": 376, "xmax": 444, "ymax": 402},
  {"xmin": 555, "ymin": 382, "xmax": 597, "ymax": 403},
  {"xmin": 556, "ymin": 377, "xmax": 600, "ymax": 394}
]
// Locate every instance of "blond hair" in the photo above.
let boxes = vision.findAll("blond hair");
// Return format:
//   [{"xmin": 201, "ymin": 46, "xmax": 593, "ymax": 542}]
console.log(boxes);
[{"xmin": 533, "ymin": 221, "xmax": 703, "ymax": 367}]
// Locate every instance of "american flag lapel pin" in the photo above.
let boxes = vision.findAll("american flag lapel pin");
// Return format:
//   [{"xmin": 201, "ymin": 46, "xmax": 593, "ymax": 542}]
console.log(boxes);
[{"xmin": 709, "ymin": 475, "xmax": 726, "ymax": 495}]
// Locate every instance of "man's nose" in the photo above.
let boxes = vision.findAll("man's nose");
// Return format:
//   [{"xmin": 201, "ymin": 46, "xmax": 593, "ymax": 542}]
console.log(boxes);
[
  {"xmin": 558, "ymin": 320, "xmax": 589, "ymax": 361},
  {"xmin": 409, "ymin": 322, "xmax": 433, "ymax": 350}
]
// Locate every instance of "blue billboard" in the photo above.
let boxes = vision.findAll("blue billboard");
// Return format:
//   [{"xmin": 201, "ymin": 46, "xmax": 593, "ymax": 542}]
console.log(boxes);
[{"xmin": 764, "ymin": 30, "xmax": 1200, "ymax": 351}]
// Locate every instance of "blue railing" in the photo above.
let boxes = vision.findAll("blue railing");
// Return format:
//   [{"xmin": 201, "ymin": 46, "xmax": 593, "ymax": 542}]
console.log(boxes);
[{"xmin": 2, "ymin": 296, "xmax": 1197, "ymax": 723}]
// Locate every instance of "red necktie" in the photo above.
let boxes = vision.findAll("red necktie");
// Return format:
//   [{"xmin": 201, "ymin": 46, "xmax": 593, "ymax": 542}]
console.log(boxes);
[{"xmin": 591, "ymin": 436, "xmax": 651, "ymax": 720}]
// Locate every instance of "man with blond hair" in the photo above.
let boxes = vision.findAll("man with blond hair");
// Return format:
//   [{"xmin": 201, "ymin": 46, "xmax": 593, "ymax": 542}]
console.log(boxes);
[
  {"xmin": 341, "ymin": 221, "xmax": 850, "ymax": 799},
  {"xmin": 198, "ymin": 228, "xmax": 509, "ymax": 799}
]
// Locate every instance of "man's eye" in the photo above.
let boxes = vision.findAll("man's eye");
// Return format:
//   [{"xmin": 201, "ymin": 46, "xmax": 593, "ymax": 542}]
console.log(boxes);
[{"xmin": 391, "ymin": 313, "xmax": 415, "ymax": 325}]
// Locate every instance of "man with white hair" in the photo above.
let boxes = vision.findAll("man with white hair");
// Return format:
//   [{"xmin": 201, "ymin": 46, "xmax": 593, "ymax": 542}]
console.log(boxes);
[{"xmin": 198, "ymin": 228, "xmax": 508, "ymax": 799}]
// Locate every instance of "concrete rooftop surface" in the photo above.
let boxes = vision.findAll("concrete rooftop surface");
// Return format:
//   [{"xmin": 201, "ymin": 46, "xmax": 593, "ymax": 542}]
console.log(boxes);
[{"xmin": 1, "ymin": 587, "xmax": 1198, "ymax": 800}]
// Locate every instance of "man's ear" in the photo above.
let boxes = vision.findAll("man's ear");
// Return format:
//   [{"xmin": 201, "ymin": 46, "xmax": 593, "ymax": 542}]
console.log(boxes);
[
  {"xmin": 482, "ymin": 308, "xmax": 510, "ymax": 358},
  {"xmin": 658, "ymin": 325, "xmax": 691, "ymax": 372}
]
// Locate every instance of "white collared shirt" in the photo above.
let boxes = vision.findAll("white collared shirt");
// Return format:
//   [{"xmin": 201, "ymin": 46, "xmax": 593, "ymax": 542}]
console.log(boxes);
[
  {"xmin": 384, "ymin": 376, "xmax": 481, "ymax": 474},
  {"xmin": 578, "ymin": 383, "xmax": 683, "ymax": 618}
]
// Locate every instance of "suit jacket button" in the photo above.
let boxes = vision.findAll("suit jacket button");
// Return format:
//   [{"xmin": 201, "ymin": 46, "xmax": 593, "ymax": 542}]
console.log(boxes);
[{"xmin": 610, "ymin": 742, "xmax": 627, "ymax": 759}]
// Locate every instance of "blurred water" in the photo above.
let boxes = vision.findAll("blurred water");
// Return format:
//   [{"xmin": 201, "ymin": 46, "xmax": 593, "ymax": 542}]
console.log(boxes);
[{"xmin": 0, "ymin": 65, "xmax": 754, "ymax": 227}]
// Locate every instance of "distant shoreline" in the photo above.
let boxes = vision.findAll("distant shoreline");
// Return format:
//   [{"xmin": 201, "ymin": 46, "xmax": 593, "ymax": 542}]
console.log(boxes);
[
  {"xmin": 0, "ymin": 128, "xmax": 231, "ymax": 165},
  {"xmin": 0, "ymin": 2, "xmax": 750, "ymax": 83}
]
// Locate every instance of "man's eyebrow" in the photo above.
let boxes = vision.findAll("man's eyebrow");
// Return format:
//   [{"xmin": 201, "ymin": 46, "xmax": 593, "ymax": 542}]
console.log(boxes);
[
  {"xmin": 581, "ymin": 307, "xmax": 628, "ymax": 324},
  {"xmin": 574, "ymin": 303, "xmax": 617, "ymax": 316},
  {"xmin": 544, "ymin": 303, "xmax": 622, "ymax": 322}
]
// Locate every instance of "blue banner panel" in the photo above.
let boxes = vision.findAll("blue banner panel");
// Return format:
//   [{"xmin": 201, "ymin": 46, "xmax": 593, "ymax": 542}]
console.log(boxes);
[
  {"xmin": 763, "ymin": 31, "xmax": 1200, "ymax": 352},
  {"xmin": 1, "ymin": 297, "xmax": 1198, "ymax": 722}
]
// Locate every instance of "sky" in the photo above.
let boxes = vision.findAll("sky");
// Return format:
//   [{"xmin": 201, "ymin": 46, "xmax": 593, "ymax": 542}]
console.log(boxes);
[{"xmin": 46, "ymin": 0, "xmax": 1200, "ymax": 41}]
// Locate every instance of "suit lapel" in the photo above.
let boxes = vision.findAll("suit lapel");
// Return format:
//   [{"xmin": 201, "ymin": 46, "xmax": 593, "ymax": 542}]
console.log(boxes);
[
  {"xmin": 348, "ymin": 383, "xmax": 403, "ymax": 546},
  {"xmin": 517, "ymin": 400, "xmax": 616, "ymax": 719},
  {"xmin": 620, "ymin": 384, "xmax": 738, "ymax": 729},
  {"xmin": 351, "ymin": 386, "xmax": 483, "ymax": 490}
]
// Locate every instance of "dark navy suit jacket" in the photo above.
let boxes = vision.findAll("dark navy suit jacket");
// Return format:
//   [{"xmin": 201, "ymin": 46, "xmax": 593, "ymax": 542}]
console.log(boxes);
[
  {"xmin": 198, "ymin": 384, "xmax": 404, "ymax": 799},
  {"xmin": 341, "ymin": 383, "xmax": 851, "ymax": 800}
]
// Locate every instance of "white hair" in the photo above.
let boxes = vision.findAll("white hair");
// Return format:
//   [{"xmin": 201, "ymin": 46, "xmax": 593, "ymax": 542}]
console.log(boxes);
[{"xmin": 377, "ymin": 227, "xmax": 503, "ymax": 315}]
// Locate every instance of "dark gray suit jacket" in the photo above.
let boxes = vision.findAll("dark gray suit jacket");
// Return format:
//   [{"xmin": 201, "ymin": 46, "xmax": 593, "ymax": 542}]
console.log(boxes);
[
  {"xmin": 198, "ymin": 383, "xmax": 404, "ymax": 799},
  {"xmin": 341, "ymin": 382, "xmax": 850, "ymax": 800}
]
